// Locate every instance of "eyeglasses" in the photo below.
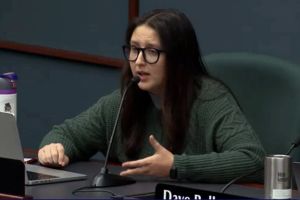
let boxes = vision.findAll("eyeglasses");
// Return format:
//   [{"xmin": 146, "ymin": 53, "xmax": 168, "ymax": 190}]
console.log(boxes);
[{"xmin": 122, "ymin": 45, "xmax": 165, "ymax": 64}]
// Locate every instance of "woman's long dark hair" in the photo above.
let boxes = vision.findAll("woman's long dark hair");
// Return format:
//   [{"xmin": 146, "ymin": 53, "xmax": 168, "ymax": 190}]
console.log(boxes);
[{"xmin": 121, "ymin": 9, "xmax": 209, "ymax": 159}]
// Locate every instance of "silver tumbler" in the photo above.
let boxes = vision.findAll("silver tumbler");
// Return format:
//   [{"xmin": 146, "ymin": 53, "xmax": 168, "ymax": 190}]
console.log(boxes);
[{"xmin": 264, "ymin": 154, "xmax": 292, "ymax": 199}]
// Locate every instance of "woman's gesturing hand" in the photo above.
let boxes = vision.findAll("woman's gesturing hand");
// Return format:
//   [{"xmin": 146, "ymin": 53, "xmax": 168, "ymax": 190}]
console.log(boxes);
[{"xmin": 120, "ymin": 135, "xmax": 174, "ymax": 177}]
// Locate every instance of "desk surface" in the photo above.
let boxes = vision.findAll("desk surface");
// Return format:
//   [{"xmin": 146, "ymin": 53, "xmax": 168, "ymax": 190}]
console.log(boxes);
[{"xmin": 25, "ymin": 160, "xmax": 300, "ymax": 199}]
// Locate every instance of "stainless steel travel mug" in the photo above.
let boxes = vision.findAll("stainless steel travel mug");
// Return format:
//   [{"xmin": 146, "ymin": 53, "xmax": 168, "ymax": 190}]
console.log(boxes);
[{"xmin": 264, "ymin": 154, "xmax": 292, "ymax": 199}]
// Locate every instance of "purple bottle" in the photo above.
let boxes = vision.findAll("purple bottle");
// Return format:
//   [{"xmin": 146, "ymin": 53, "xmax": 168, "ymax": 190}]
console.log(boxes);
[{"xmin": 0, "ymin": 72, "xmax": 17, "ymax": 117}]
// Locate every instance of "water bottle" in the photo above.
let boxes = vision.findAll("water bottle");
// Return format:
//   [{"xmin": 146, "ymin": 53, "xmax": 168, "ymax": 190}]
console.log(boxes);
[{"xmin": 0, "ymin": 72, "xmax": 18, "ymax": 118}]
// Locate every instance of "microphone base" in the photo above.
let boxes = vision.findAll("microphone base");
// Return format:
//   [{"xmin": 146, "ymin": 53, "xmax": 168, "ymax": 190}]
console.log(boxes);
[{"xmin": 92, "ymin": 173, "xmax": 136, "ymax": 188}]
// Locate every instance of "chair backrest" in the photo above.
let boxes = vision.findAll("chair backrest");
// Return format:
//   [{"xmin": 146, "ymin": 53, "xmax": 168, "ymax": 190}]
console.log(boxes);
[{"xmin": 204, "ymin": 52, "xmax": 300, "ymax": 161}]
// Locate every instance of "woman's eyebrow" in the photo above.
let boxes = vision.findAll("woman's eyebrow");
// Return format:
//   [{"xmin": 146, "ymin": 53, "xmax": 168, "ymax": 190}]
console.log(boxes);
[{"xmin": 130, "ymin": 42, "xmax": 161, "ymax": 49}]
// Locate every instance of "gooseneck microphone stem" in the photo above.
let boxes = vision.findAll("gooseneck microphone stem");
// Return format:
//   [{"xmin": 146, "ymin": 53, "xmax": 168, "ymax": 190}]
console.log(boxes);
[
  {"xmin": 286, "ymin": 136, "xmax": 300, "ymax": 155},
  {"xmin": 92, "ymin": 76, "xmax": 140, "ymax": 187},
  {"xmin": 286, "ymin": 144, "xmax": 296, "ymax": 156},
  {"xmin": 220, "ymin": 167, "xmax": 262, "ymax": 193},
  {"xmin": 102, "ymin": 79, "xmax": 134, "ymax": 170}
]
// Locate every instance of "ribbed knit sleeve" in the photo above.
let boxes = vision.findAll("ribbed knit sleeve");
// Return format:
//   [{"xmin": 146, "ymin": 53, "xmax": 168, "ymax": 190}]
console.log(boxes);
[
  {"xmin": 39, "ymin": 90, "xmax": 121, "ymax": 162},
  {"xmin": 173, "ymin": 78, "xmax": 265, "ymax": 183}
]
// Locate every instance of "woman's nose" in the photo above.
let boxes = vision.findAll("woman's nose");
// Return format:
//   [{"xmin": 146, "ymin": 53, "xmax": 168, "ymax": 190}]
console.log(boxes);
[{"xmin": 135, "ymin": 51, "xmax": 146, "ymax": 65}]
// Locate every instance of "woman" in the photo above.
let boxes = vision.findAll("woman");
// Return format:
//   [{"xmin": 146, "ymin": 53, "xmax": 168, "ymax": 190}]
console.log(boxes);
[{"xmin": 38, "ymin": 9, "xmax": 265, "ymax": 183}]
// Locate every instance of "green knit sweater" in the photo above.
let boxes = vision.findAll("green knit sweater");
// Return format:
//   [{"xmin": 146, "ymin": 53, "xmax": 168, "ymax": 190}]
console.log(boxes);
[{"xmin": 40, "ymin": 77, "xmax": 265, "ymax": 183}]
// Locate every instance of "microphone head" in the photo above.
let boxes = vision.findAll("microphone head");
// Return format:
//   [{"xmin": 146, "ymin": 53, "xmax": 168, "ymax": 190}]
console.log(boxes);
[{"xmin": 131, "ymin": 76, "xmax": 140, "ymax": 84}]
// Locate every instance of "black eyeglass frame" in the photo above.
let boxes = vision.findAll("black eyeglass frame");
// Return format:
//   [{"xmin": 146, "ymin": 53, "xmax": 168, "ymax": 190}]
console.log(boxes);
[{"xmin": 122, "ymin": 45, "xmax": 165, "ymax": 64}]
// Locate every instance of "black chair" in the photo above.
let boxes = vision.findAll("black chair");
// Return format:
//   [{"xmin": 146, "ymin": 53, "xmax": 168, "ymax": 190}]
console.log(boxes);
[{"xmin": 204, "ymin": 52, "xmax": 300, "ymax": 161}]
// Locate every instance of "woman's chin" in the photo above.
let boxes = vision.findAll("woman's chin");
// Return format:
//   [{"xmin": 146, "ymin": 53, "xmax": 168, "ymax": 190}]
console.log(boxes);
[
  {"xmin": 137, "ymin": 85, "xmax": 149, "ymax": 92},
  {"xmin": 137, "ymin": 84, "xmax": 161, "ymax": 96},
  {"xmin": 137, "ymin": 83, "xmax": 151, "ymax": 92}
]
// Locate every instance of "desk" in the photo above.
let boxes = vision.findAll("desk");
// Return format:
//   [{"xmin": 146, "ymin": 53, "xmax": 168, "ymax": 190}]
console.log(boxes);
[{"xmin": 24, "ymin": 160, "xmax": 300, "ymax": 199}]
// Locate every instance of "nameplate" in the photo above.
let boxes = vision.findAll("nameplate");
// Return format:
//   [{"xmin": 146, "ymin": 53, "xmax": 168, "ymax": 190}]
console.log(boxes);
[{"xmin": 155, "ymin": 183, "xmax": 253, "ymax": 199}]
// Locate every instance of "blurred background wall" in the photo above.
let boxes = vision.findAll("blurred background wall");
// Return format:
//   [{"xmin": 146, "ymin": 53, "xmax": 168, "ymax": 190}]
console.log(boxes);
[{"xmin": 0, "ymin": 0, "xmax": 299, "ymax": 149}]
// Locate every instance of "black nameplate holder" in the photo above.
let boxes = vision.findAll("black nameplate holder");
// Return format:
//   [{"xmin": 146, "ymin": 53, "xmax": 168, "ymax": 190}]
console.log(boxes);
[{"xmin": 155, "ymin": 183, "xmax": 253, "ymax": 199}]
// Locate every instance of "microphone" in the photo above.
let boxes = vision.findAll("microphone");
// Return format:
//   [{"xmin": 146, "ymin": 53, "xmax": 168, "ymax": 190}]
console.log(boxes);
[
  {"xmin": 286, "ymin": 135, "xmax": 300, "ymax": 155},
  {"xmin": 91, "ymin": 76, "xmax": 140, "ymax": 187},
  {"xmin": 220, "ymin": 136, "xmax": 300, "ymax": 193}
]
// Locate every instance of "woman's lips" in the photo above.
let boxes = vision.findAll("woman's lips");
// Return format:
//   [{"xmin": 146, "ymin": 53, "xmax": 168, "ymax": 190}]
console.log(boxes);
[{"xmin": 137, "ymin": 72, "xmax": 149, "ymax": 81}]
